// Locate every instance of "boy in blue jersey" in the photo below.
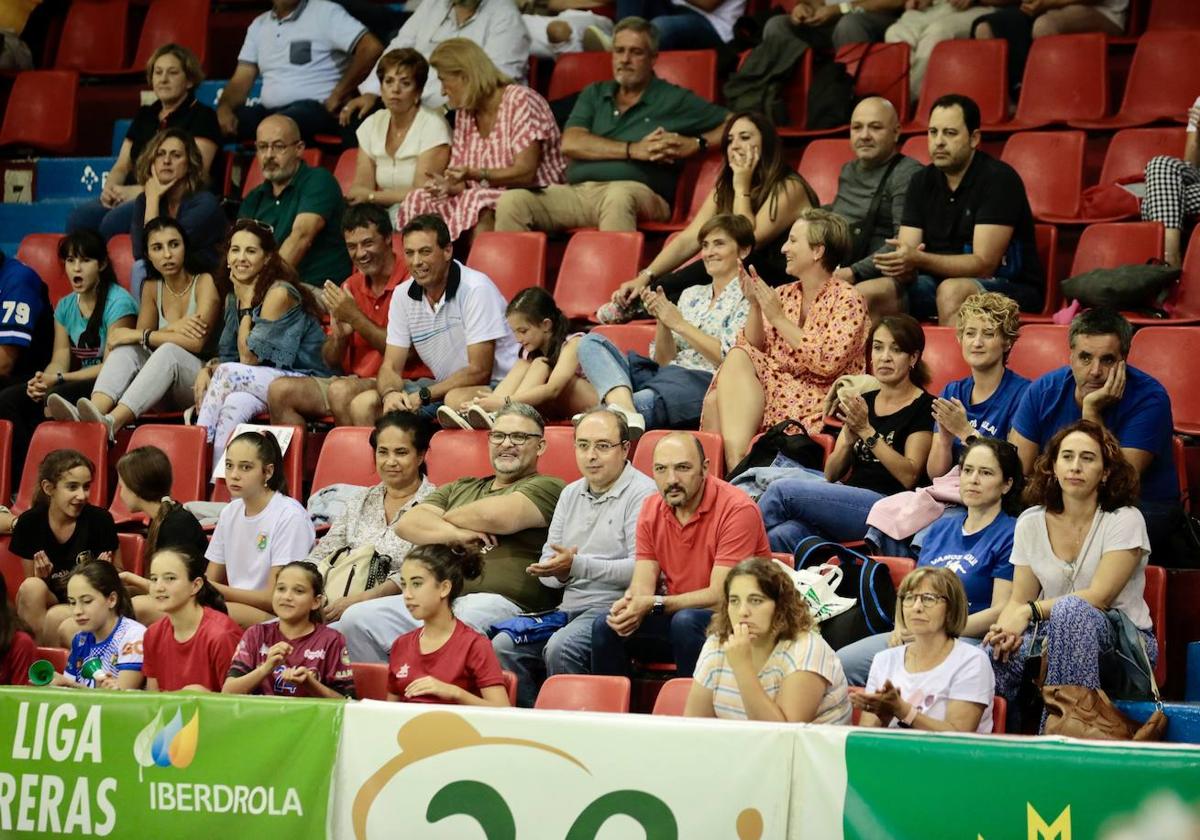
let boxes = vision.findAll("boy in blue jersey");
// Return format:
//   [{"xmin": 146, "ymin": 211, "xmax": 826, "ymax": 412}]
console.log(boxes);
[{"xmin": 0, "ymin": 251, "xmax": 53, "ymax": 388}]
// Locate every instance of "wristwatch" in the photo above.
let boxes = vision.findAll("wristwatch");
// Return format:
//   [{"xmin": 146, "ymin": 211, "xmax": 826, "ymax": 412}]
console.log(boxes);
[
  {"xmin": 651, "ymin": 595, "xmax": 665, "ymax": 615},
  {"xmin": 863, "ymin": 431, "xmax": 882, "ymax": 450},
  {"xmin": 418, "ymin": 386, "xmax": 433, "ymax": 405},
  {"xmin": 695, "ymin": 135, "xmax": 708, "ymax": 154}
]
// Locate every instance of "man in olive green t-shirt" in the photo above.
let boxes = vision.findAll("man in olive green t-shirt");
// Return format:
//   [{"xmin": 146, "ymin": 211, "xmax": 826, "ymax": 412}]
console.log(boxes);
[{"xmin": 334, "ymin": 402, "xmax": 565, "ymax": 661}]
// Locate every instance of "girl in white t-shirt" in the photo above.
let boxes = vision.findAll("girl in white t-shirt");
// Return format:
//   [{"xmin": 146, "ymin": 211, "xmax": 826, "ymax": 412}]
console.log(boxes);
[
  {"xmin": 686, "ymin": 557, "xmax": 852, "ymax": 724},
  {"xmin": 51, "ymin": 560, "xmax": 147, "ymax": 690},
  {"xmin": 854, "ymin": 567, "xmax": 994, "ymax": 732},
  {"xmin": 206, "ymin": 431, "xmax": 315, "ymax": 627},
  {"xmin": 983, "ymin": 420, "xmax": 1156, "ymax": 733}
]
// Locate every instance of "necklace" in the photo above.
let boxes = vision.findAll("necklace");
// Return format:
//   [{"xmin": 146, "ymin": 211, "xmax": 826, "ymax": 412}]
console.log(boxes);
[{"xmin": 164, "ymin": 273, "xmax": 196, "ymax": 299}]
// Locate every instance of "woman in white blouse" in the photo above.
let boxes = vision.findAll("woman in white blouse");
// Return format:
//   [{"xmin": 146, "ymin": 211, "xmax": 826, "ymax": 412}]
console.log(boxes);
[
  {"xmin": 311, "ymin": 411, "xmax": 436, "ymax": 622},
  {"xmin": 685, "ymin": 557, "xmax": 852, "ymax": 724},
  {"xmin": 854, "ymin": 567, "xmax": 995, "ymax": 732},
  {"xmin": 346, "ymin": 49, "xmax": 451, "ymax": 225},
  {"xmin": 984, "ymin": 419, "xmax": 1156, "ymax": 733}
]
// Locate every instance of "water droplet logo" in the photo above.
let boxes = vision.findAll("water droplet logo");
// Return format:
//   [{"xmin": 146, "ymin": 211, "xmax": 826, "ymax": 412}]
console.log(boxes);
[{"xmin": 133, "ymin": 709, "xmax": 199, "ymax": 781}]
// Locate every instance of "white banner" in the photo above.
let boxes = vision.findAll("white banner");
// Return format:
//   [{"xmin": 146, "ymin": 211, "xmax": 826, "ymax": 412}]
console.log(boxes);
[{"xmin": 330, "ymin": 701, "xmax": 798, "ymax": 840}]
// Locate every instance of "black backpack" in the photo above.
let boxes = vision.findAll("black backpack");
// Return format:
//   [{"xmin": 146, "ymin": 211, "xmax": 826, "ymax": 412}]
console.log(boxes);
[
  {"xmin": 793, "ymin": 537, "xmax": 897, "ymax": 650},
  {"xmin": 806, "ymin": 59, "xmax": 857, "ymax": 130},
  {"xmin": 726, "ymin": 419, "xmax": 825, "ymax": 482}
]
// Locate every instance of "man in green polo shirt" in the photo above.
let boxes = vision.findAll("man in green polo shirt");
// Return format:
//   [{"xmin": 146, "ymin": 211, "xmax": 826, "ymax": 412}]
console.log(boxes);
[
  {"xmin": 494, "ymin": 16, "xmax": 728, "ymax": 233},
  {"xmin": 239, "ymin": 114, "xmax": 352, "ymax": 285}
]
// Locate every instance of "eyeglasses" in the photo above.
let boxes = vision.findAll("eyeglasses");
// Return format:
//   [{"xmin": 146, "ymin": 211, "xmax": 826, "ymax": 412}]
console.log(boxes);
[
  {"xmin": 574, "ymin": 440, "xmax": 623, "ymax": 453},
  {"xmin": 236, "ymin": 219, "xmax": 275, "ymax": 235},
  {"xmin": 487, "ymin": 431, "xmax": 542, "ymax": 446},
  {"xmin": 902, "ymin": 593, "xmax": 947, "ymax": 608},
  {"xmin": 254, "ymin": 141, "xmax": 299, "ymax": 154}
]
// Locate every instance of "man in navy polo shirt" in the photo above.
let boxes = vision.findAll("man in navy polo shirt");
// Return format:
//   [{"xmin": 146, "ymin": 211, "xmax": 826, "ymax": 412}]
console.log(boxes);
[{"xmin": 1008, "ymin": 308, "xmax": 1178, "ymax": 558}]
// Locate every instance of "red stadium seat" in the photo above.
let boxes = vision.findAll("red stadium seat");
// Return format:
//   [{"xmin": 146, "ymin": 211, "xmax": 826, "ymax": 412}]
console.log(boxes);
[
  {"xmin": 110, "ymin": 425, "xmax": 210, "ymax": 525},
  {"xmin": 1099, "ymin": 127, "xmax": 1187, "ymax": 186},
  {"xmin": 641, "ymin": 152, "xmax": 722, "ymax": 234},
  {"xmin": 1031, "ymin": 223, "xmax": 1060, "ymax": 320},
  {"xmin": 534, "ymin": 674, "xmax": 631, "ymax": 712},
  {"xmin": 311, "ymin": 426, "xmax": 379, "ymax": 494},
  {"xmin": 466, "ymin": 231, "xmax": 548, "ymax": 299},
  {"xmin": 900, "ymin": 134, "xmax": 930, "ymax": 166},
  {"xmin": 546, "ymin": 52, "xmax": 611, "ymax": 101},
  {"xmin": 333, "ymin": 148, "xmax": 357, "ymax": 193},
  {"xmin": 0, "ymin": 539, "xmax": 21, "ymax": 604},
  {"xmin": 107, "ymin": 234, "xmax": 135, "ymax": 294},
  {"xmin": 1128, "ymin": 326, "xmax": 1200, "ymax": 435},
  {"xmin": 1160, "ymin": 223, "xmax": 1200, "ymax": 323},
  {"xmin": 15, "ymin": 422, "xmax": 109, "ymax": 513},
  {"xmin": 651, "ymin": 677, "xmax": 692, "ymax": 716},
  {"xmin": 210, "ymin": 425, "xmax": 305, "ymax": 502},
  {"xmin": 870, "ymin": 555, "xmax": 915, "ymax": 590},
  {"xmin": 55, "ymin": 0, "xmax": 131, "ymax": 73},
  {"xmin": 904, "ymin": 40, "xmax": 1007, "ymax": 133},
  {"xmin": 242, "ymin": 148, "xmax": 323, "ymax": 196},
  {"xmin": 1069, "ymin": 222, "xmax": 1164, "ymax": 278},
  {"xmin": 992, "ymin": 696, "xmax": 1008, "ymax": 734},
  {"xmin": 17, "ymin": 234, "xmax": 69, "ymax": 304},
  {"xmin": 1007, "ymin": 324, "xmax": 1069, "ymax": 381},
  {"xmin": 838, "ymin": 41, "xmax": 910, "ymax": 124},
  {"xmin": 1000, "ymin": 131, "xmax": 1086, "ymax": 222},
  {"xmin": 1147, "ymin": 0, "xmax": 1200, "ymax": 29},
  {"xmin": 0, "ymin": 71, "xmax": 79, "ymax": 154},
  {"xmin": 118, "ymin": 532, "xmax": 146, "ymax": 576},
  {"xmin": 132, "ymin": 0, "xmax": 209, "ymax": 71},
  {"xmin": 35, "ymin": 646, "xmax": 68, "ymax": 672},
  {"xmin": 0, "ymin": 420, "xmax": 11, "ymax": 507},
  {"xmin": 1070, "ymin": 30, "xmax": 1200, "ymax": 129},
  {"xmin": 502, "ymin": 669, "xmax": 518, "ymax": 705},
  {"xmin": 1144, "ymin": 564, "xmax": 1167, "ymax": 685},
  {"xmin": 351, "ymin": 662, "xmax": 389, "ymax": 700},
  {"xmin": 655, "ymin": 50, "xmax": 718, "ymax": 102},
  {"xmin": 540, "ymin": 427, "xmax": 583, "ymax": 483},
  {"xmin": 796, "ymin": 139, "xmax": 855, "ymax": 206},
  {"xmin": 632, "ymin": 429, "xmax": 725, "ymax": 480},
  {"xmin": 920, "ymin": 326, "xmax": 971, "ymax": 399},
  {"xmin": 426, "ymin": 429, "xmax": 492, "ymax": 484},
  {"xmin": 590, "ymin": 323, "xmax": 655, "ymax": 357},
  {"xmin": 554, "ymin": 231, "xmax": 644, "ymax": 322},
  {"xmin": 1003, "ymin": 34, "xmax": 1109, "ymax": 130}
]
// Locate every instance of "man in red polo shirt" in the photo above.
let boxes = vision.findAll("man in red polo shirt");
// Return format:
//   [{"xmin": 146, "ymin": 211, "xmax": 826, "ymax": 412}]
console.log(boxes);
[
  {"xmin": 590, "ymin": 432, "xmax": 770, "ymax": 678},
  {"xmin": 268, "ymin": 203, "xmax": 406, "ymax": 425}
]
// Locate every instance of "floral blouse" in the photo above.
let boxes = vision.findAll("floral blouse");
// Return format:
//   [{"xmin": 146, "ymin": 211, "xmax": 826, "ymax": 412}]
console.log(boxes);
[{"xmin": 656, "ymin": 279, "xmax": 750, "ymax": 372}]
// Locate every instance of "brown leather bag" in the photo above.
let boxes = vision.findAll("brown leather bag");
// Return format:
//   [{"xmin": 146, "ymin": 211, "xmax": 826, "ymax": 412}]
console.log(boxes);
[{"xmin": 1042, "ymin": 685, "xmax": 1168, "ymax": 741}]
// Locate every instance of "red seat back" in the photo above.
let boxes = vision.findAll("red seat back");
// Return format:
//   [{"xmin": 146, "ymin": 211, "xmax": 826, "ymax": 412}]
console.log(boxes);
[
  {"xmin": 1147, "ymin": 0, "xmax": 1200, "ymax": 29},
  {"xmin": 16, "ymin": 422, "xmax": 110, "ymax": 513},
  {"xmin": 1034, "ymin": 223, "xmax": 1059, "ymax": 314},
  {"xmin": 590, "ymin": 324, "xmax": 655, "ymax": 357},
  {"xmin": 899, "ymin": 135, "xmax": 931, "ymax": 166},
  {"xmin": 534, "ymin": 674, "xmax": 631, "ymax": 712},
  {"xmin": 1167, "ymin": 223, "xmax": 1200, "ymax": 321},
  {"xmin": 1128, "ymin": 326, "xmax": 1200, "ymax": 433},
  {"xmin": 632, "ymin": 429, "xmax": 725, "ymax": 480},
  {"xmin": 133, "ymin": 0, "xmax": 209, "ymax": 71},
  {"xmin": 426, "ymin": 429, "xmax": 493, "ymax": 485},
  {"xmin": 1099, "ymin": 128, "xmax": 1186, "ymax": 185},
  {"xmin": 1014, "ymin": 34, "xmax": 1108, "ymax": 126},
  {"xmin": 1070, "ymin": 222, "xmax": 1164, "ymax": 277},
  {"xmin": 920, "ymin": 326, "xmax": 971, "ymax": 398},
  {"xmin": 1114, "ymin": 30, "xmax": 1200, "ymax": 124},
  {"xmin": 110, "ymin": 425, "xmax": 210, "ymax": 524},
  {"xmin": 554, "ymin": 231, "xmax": 644, "ymax": 322},
  {"xmin": 1143, "ymin": 564, "xmax": 1167, "ymax": 685},
  {"xmin": 651, "ymin": 676, "xmax": 693, "ymax": 716},
  {"xmin": 870, "ymin": 555, "xmax": 915, "ymax": 590},
  {"xmin": 466, "ymin": 231, "xmax": 548, "ymax": 299},
  {"xmin": 118, "ymin": 532, "xmax": 146, "ymax": 577},
  {"xmin": 55, "ymin": 0, "xmax": 131, "ymax": 73},
  {"xmin": 351, "ymin": 661, "xmax": 389, "ymax": 700},
  {"xmin": 539, "ymin": 427, "xmax": 583, "ymax": 483},
  {"xmin": 1000, "ymin": 131, "xmax": 1086, "ymax": 219},
  {"xmin": 908, "ymin": 40, "xmax": 1007, "ymax": 131},
  {"xmin": 655, "ymin": 50, "xmax": 718, "ymax": 101},
  {"xmin": 837, "ymin": 41, "xmax": 910, "ymax": 122},
  {"xmin": 107, "ymin": 234, "xmax": 135, "ymax": 294},
  {"xmin": 502, "ymin": 669, "xmax": 518, "ymax": 705},
  {"xmin": 35, "ymin": 646, "xmax": 68, "ymax": 672},
  {"xmin": 210, "ymin": 425, "xmax": 305, "ymax": 502},
  {"xmin": 243, "ymin": 148, "xmax": 323, "ymax": 196},
  {"xmin": 0, "ymin": 420, "xmax": 11, "ymax": 507},
  {"xmin": 1007, "ymin": 324, "xmax": 1069, "ymax": 381},
  {"xmin": 0, "ymin": 71, "xmax": 79, "ymax": 154},
  {"xmin": 796, "ymin": 139, "xmax": 855, "ymax": 206},
  {"xmin": 311, "ymin": 426, "xmax": 379, "ymax": 494},
  {"xmin": 546, "ymin": 52, "xmax": 611, "ymax": 101},
  {"xmin": 17, "ymin": 234, "xmax": 69, "ymax": 305},
  {"xmin": 333, "ymin": 148, "xmax": 358, "ymax": 193}
]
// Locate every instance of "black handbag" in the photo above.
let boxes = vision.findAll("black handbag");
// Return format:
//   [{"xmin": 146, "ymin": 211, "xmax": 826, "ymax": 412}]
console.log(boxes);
[
  {"xmin": 726, "ymin": 419, "xmax": 825, "ymax": 482},
  {"xmin": 792, "ymin": 537, "xmax": 896, "ymax": 650}
]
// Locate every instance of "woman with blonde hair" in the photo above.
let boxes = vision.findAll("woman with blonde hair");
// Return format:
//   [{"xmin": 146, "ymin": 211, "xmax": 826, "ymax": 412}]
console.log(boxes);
[
  {"xmin": 854, "ymin": 567, "xmax": 995, "ymax": 732},
  {"xmin": 685, "ymin": 557, "xmax": 852, "ymax": 723},
  {"xmin": 396, "ymin": 38, "xmax": 566, "ymax": 242}
]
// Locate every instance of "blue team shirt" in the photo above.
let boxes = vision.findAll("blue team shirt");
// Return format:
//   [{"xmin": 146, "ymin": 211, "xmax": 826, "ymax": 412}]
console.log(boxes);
[
  {"xmin": 1011, "ymin": 366, "xmax": 1178, "ymax": 503},
  {"xmin": 940, "ymin": 367, "xmax": 1030, "ymax": 461},
  {"xmin": 53, "ymin": 285, "xmax": 139, "ymax": 368},
  {"xmin": 0, "ymin": 255, "xmax": 54, "ymax": 382},
  {"xmin": 915, "ymin": 511, "xmax": 1016, "ymax": 615}
]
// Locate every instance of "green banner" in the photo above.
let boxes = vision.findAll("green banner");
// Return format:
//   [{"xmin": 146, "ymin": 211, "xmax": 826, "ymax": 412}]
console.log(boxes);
[
  {"xmin": 843, "ymin": 730, "xmax": 1200, "ymax": 840},
  {"xmin": 0, "ymin": 687, "xmax": 341, "ymax": 839}
]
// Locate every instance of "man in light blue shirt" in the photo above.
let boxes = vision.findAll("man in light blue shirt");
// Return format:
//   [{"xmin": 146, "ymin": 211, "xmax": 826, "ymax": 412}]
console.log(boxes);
[
  {"xmin": 493, "ymin": 407, "xmax": 657, "ymax": 706},
  {"xmin": 217, "ymin": 0, "xmax": 384, "ymax": 142}
]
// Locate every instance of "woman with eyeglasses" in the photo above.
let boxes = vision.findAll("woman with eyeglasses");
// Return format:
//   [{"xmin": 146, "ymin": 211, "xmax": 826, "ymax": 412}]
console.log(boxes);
[
  {"xmin": 838, "ymin": 437, "xmax": 1022, "ymax": 686},
  {"xmin": 194, "ymin": 220, "xmax": 331, "ymax": 470},
  {"xmin": 983, "ymin": 420, "xmax": 1156, "ymax": 733},
  {"xmin": 853, "ymin": 567, "xmax": 996, "ymax": 733}
]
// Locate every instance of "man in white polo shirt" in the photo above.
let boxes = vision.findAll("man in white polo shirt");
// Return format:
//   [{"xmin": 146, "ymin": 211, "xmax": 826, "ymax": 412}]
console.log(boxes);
[
  {"xmin": 349, "ymin": 213, "xmax": 519, "ymax": 423},
  {"xmin": 216, "ymin": 0, "xmax": 384, "ymax": 142}
]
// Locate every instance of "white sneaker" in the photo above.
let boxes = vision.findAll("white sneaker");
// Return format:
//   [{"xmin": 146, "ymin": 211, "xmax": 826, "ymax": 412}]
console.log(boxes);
[
  {"xmin": 437, "ymin": 405, "xmax": 473, "ymax": 430},
  {"xmin": 77, "ymin": 397, "xmax": 115, "ymax": 442},
  {"xmin": 582, "ymin": 24, "xmax": 612, "ymax": 52},
  {"xmin": 465, "ymin": 404, "xmax": 496, "ymax": 430},
  {"xmin": 46, "ymin": 393, "xmax": 79, "ymax": 422},
  {"xmin": 605, "ymin": 403, "xmax": 645, "ymax": 441}
]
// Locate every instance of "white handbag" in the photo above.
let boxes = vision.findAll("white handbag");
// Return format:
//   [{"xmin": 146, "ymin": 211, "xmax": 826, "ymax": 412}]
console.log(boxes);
[{"xmin": 790, "ymin": 563, "xmax": 857, "ymax": 623}]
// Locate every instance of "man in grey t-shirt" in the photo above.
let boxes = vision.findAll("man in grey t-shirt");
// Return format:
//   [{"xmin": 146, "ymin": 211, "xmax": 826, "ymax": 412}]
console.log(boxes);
[
  {"xmin": 493, "ymin": 407, "xmax": 657, "ymax": 707},
  {"xmin": 828, "ymin": 96, "xmax": 922, "ymax": 319}
]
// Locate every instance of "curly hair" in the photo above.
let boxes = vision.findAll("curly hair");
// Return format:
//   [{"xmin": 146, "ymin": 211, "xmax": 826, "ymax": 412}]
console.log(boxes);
[
  {"xmin": 707, "ymin": 558, "xmax": 812, "ymax": 643},
  {"xmin": 134, "ymin": 127, "xmax": 207, "ymax": 195},
  {"xmin": 1023, "ymin": 419, "xmax": 1140, "ymax": 513},
  {"xmin": 955, "ymin": 292, "xmax": 1021, "ymax": 362}
]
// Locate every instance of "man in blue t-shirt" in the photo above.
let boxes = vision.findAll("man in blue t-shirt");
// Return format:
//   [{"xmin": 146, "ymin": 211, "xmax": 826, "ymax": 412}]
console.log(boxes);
[
  {"xmin": 0, "ymin": 251, "xmax": 53, "ymax": 389},
  {"xmin": 1008, "ymin": 308, "xmax": 1177, "ymax": 555}
]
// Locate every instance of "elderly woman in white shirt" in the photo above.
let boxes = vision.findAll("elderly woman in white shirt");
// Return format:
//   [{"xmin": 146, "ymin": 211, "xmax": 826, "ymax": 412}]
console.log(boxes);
[{"xmin": 344, "ymin": 48, "xmax": 451, "ymax": 227}]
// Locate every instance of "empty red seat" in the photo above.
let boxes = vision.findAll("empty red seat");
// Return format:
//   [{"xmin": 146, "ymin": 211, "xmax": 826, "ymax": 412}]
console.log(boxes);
[
  {"xmin": 110, "ymin": 425, "xmax": 210, "ymax": 525},
  {"xmin": 1144, "ymin": 564, "xmax": 1167, "ymax": 685},
  {"xmin": 55, "ymin": 0, "xmax": 131, "ymax": 73},
  {"xmin": 1029, "ymin": 223, "xmax": 1060, "ymax": 320},
  {"xmin": 904, "ymin": 39, "xmax": 1008, "ymax": 133},
  {"xmin": 35, "ymin": 646, "xmax": 68, "ymax": 672},
  {"xmin": 1000, "ymin": 131, "xmax": 1086, "ymax": 222},
  {"xmin": 590, "ymin": 323, "xmax": 655, "ymax": 356},
  {"xmin": 351, "ymin": 661, "xmax": 389, "ymax": 700},
  {"xmin": 1147, "ymin": 0, "xmax": 1200, "ymax": 29},
  {"xmin": 1100, "ymin": 127, "xmax": 1187, "ymax": 185},
  {"xmin": 920, "ymin": 326, "xmax": 971, "ymax": 398},
  {"xmin": 651, "ymin": 677, "xmax": 692, "ymax": 716},
  {"xmin": 333, "ymin": 148, "xmax": 358, "ymax": 194},
  {"xmin": 311, "ymin": 426, "xmax": 379, "ymax": 493},
  {"xmin": 0, "ymin": 71, "xmax": 79, "ymax": 154},
  {"xmin": 426, "ymin": 429, "xmax": 492, "ymax": 485},
  {"xmin": 534, "ymin": 674, "xmax": 631, "ymax": 712},
  {"xmin": 466, "ymin": 231, "xmax": 548, "ymax": 299},
  {"xmin": 546, "ymin": 52, "xmax": 611, "ymax": 101},
  {"xmin": 554, "ymin": 231, "xmax": 644, "ymax": 322},
  {"xmin": 16, "ymin": 422, "xmax": 110, "ymax": 513},
  {"xmin": 118, "ymin": 532, "xmax": 146, "ymax": 576},
  {"xmin": 539, "ymin": 427, "xmax": 583, "ymax": 483},
  {"xmin": 1128, "ymin": 326, "xmax": 1200, "ymax": 435},
  {"xmin": 1069, "ymin": 222, "xmax": 1164, "ymax": 278},
  {"xmin": 132, "ymin": 0, "xmax": 209, "ymax": 71},
  {"xmin": 796, "ymin": 139, "xmax": 855, "ymax": 206},
  {"xmin": 16, "ymin": 234, "xmax": 69, "ymax": 304},
  {"xmin": 838, "ymin": 41, "xmax": 910, "ymax": 124},
  {"xmin": 632, "ymin": 429, "xmax": 724, "ymax": 479},
  {"xmin": 1003, "ymin": 34, "xmax": 1108, "ymax": 130},
  {"xmin": 899, "ymin": 134, "xmax": 931, "ymax": 166},
  {"xmin": 1070, "ymin": 30, "xmax": 1200, "ymax": 129},
  {"xmin": 655, "ymin": 50, "xmax": 718, "ymax": 102},
  {"xmin": 1007, "ymin": 324, "xmax": 1069, "ymax": 381},
  {"xmin": 641, "ymin": 152, "xmax": 722, "ymax": 234}
]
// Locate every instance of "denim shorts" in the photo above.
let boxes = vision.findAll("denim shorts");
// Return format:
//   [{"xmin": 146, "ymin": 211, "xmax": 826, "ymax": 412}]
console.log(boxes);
[{"xmin": 905, "ymin": 274, "xmax": 1043, "ymax": 320}]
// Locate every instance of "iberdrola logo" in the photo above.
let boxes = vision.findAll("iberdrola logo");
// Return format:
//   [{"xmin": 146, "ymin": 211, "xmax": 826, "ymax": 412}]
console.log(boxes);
[{"xmin": 133, "ymin": 709, "xmax": 200, "ymax": 781}]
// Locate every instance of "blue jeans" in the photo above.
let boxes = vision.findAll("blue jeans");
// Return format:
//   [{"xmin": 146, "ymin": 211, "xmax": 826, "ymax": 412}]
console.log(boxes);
[
  {"xmin": 590, "ymin": 608, "xmax": 712, "ymax": 678},
  {"xmin": 576, "ymin": 333, "xmax": 662, "ymax": 423},
  {"xmin": 758, "ymin": 473, "xmax": 884, "ymax": 553},
  {"xmin": 66, "ymin": 196, "xmax": 137, "ymax": 240},
  {"xmin": 236, "ymin": 100, "xmax": 346, "ymax": 144},
  {"xmin": 492, "ymin": 606, "xmax": 607, "ymax": 707},
  {"xmin": 617, "ymin": 0, "xmax": 724, "ymax": 48},
  {"xmin": 906, "ymin": 274, "xmax": 1042, "ymax": 320}
]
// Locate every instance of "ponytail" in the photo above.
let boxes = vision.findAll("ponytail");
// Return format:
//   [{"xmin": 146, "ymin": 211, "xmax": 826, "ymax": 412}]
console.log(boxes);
[
  {"xmin": 279, "ymin": 561, "xmax": 326, "ymax": 624},
  {"xmin": 227, "ymin": 430, "xmax": 288, "ymax": 495},
  {"xmin": 144, "ymin": 498, "xmax": 177, "ymax": 560},
  {"xmin": 403, "ymin": 544, "xmax": 484, "ymax": 605},
  {"xmin": 68, "ymin": 560, "xmax": 135, "ymax": 620},
  {"xmin": 506, "ymin": 287, "xmax": 570, "ymax": 367}
]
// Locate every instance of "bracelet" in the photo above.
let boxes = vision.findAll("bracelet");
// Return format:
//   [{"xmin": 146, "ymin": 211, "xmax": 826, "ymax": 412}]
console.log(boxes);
[
  {"xmin": 901, "ymin": 703, "xmax": 919, "ymax": 727},
  {"xmin": 56, "ymin": 371, "xmax": 65, "ymax": 386},
  {"xmin": 1028, "ymin": 600, "xmax": 1042, "ymax": 622},
  {"xmin": 238, "ymin": 307, "xmax": 252, "ymax": 320},
  {"xmin": 141, "ymin": 329, "xmax": 152, "ymax": 351}
]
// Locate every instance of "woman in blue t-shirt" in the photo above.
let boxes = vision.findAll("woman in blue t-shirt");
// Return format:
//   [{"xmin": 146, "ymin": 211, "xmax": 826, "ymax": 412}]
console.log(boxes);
[
  {"xmin": 838, "ymin": 437, "xmax": 1024, "ymax": 686},
  {"xmin": 0, "ymin": 230, "xmax": 138, "ymax": 490}
]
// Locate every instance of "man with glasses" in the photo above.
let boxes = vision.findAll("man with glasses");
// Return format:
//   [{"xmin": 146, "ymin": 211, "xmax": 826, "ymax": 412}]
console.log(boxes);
[
  {"xmin": 239, "ymin": 115, "xmax": 352, "ymax": 285},
  {"xmin": 492, "ymin": 407, "xmax": 656, "ymax": 706},
  {"xmin": 333, "ymin": 402, "xmax": 565, "ymax": 662},
  {"xmin": 591, "ymin": 432, "xmax": 770, "ymax": 679}
]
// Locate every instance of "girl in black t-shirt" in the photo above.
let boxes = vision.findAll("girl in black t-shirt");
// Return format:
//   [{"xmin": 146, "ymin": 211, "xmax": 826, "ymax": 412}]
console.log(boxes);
[
  {"xmin": 113, "ymin": 445, "xmax": 206, "ymax": 626},
  {"xmin": 758, "ymin": 315, "xmax": 935, "ymax": 553},
  {"xmin": 12, "ymin": 449, "xmax": 119, "ymax": 645}
]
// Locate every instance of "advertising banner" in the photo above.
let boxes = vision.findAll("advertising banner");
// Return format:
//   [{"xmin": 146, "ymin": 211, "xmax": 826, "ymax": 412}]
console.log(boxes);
[{"xmin": 0, "ymin": 687, "xmax": 341, "ymax": 839}]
